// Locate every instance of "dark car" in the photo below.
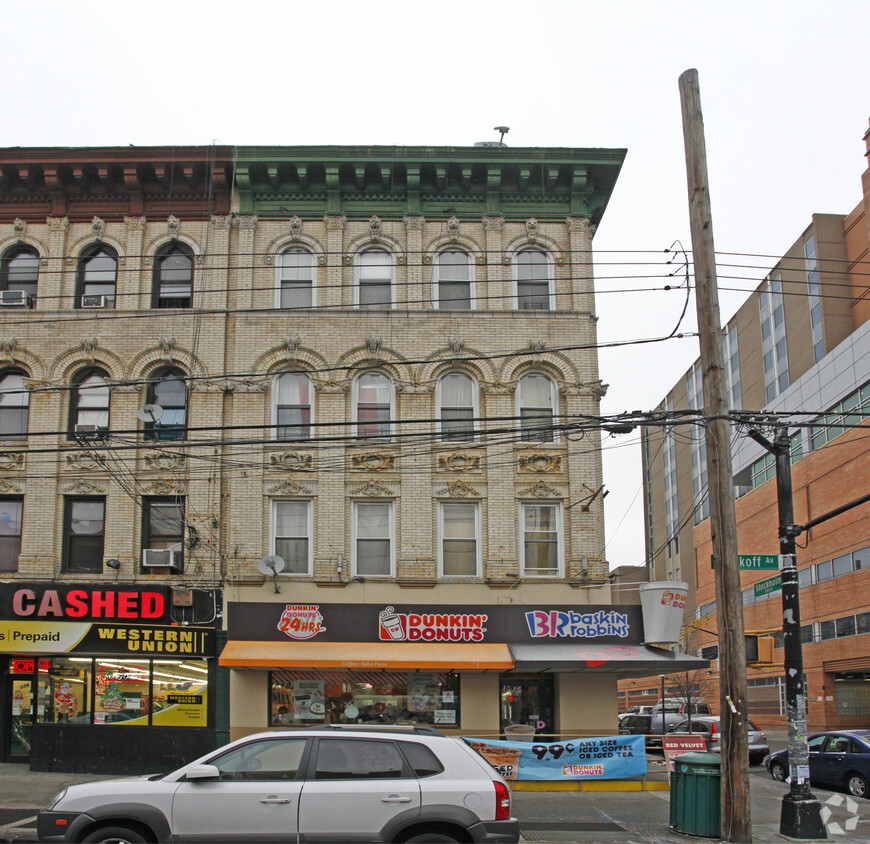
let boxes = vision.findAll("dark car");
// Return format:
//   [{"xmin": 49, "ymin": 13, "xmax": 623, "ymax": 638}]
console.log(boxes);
[
  {"xmin": 618, "ymin": 713, "xmax": 658, "ymax": 749},
  {"xmin": 767, "ymin": 729, "xmax": 870, "ymax": 798}
]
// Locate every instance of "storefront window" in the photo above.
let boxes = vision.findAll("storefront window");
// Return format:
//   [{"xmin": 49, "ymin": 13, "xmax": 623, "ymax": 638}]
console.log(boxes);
[
  {"xmin": 151, "ymin": 659, "xmax": 209, "ymax": 726},
  {"xmin": 95, "ymin": 659, "xmax": 150, "ymax": 724},
  {"xmin": 38, "ymin": 657, "xmax": 92, "ymax": 723},
  {"xmin": 269, "ymin": 670, "xmax": 460, "ymax": 729}
]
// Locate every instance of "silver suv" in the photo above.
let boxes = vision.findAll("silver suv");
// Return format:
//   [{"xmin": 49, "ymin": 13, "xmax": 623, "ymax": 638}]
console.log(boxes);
[
  {"xmin": 669, "ymin": 716, "xmax": 770, "ymax": 765},
  {"xmin": 38, "ymin": 725, "xmax": 519, "ymax": 844}
]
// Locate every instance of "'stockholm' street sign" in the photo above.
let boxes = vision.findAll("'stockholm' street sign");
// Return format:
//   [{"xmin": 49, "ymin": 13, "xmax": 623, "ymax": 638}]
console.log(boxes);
[{"xmin": 754, "ymin": 575, "xmax": 783, "ymax": 598}]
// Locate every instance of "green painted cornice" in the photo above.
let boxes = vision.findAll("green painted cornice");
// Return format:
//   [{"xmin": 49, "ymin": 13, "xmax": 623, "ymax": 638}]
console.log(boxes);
[{"xmin": 233, "ymin": 145, "xmax": 626, "ymax": 226}]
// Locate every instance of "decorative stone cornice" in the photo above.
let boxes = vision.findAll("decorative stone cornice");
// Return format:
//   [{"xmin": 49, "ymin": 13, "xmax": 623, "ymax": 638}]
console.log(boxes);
[
  {"xmin": 0, "ymin": 453, "xmax": 25, "ymax": 470},
  {"xmin": 233, "ymin": 215, "xmax": 258, "ymax": 230},
  {"xmin": 403, "ymin": 215, "xmax": 425, "ymax": 230},
  {"xmin": 144, "ymin": 452, "xmax": 185, "ymax": 470},
  {"xmin": 482, "ymin": 216, "xmax": 504, "ymax": 231},
  {"xmin": 518, "ymin": 453, "xmax": 563, "ymax": 473},
  {"xmin": 210, "ymin": 215, "xmax": 232, "ymax": 230},
  {"xmin": 267, "ymin": 479, "xmax": 314, "ymax": 496},
  {"xmin": 63, "ymin": 479, "xmax": 106, "ymax": 495},
  {"xmin": 146, "ymin": 479, "xmax": 185, "ymax": 495},
  {"xmin": 517, "ymin": 480, "xmax": 563, "ymax": 498},
  {"xmin": 348, "ymin": 480, "xmax": 395, "ymax": 497},
  {"xmin": 566, "ymin": 216, "xmax": 592, "ymax": 233},
  {"xmin": 324, "ymin": 215, "xmax": 347, "ymax": 231},
  {"xmin": 125, "ymin": 216, "xmax": 147, "ymax": 230},
  {"xmin": 46, "ymin": 217, "xmax": 69, "ymax": 231},
  {"xmin": 64, "ymin": 452, "xmax": 106, "ymax": 470},
  {"xmin": 0, "ymin": 479, "xmax": 23, "ymax": 493},
  {"xmin": 351, "ymin": 453, "xmax": 395, "ymax": 471},
  {"xmin": 435, "ymin": 480, "xmax": 481, "ymax": 498},
  {"xmin": 437, "ymin": 453, "xmax": 481, "ymax": 473}
]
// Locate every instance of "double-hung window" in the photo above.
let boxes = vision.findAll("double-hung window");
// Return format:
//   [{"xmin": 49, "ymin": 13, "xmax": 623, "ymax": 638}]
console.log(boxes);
[
  {"xmin": 520, "ymin": 502, "xmax": 562, "ymax": 577},
  {"xmin": 0, "ymin": 245, "xmax": 39, "ymax": 305},
  {"xmin": 356, "ymin": 373, "xmax": 392, "ymax": 441},
  {"xmin": 272, "ymin": 500, "xmax": 312, "ymax": 575},
  {"xmin": 277, "ymin": 248, "xmax": 315, "ymax": 309},
  {"xmin": 153, "ymin": 244, "xmax": 194, "ymax": 308},
  {"xmin": 0, "ymin": 370, "xmax": 29, "ymax": 440},
  {"xmin": 514, "ymin": 249, "xmax": 552, "ymax": 310},
  {"xmin": 356, "ymin": 249, "xmax": 393, "ymax": 309},
  {"xmin": 143, "ymin": 497, "xmax": 184, "ymax": 572},
  {"xmin": 274, "ymin": 373, "xmax": 312, "ymax": 440},
  {"xmin": 435, "ymin": 250, "xmax": 473, "ymax": 309},
  {"xmin": 145, "ymin": 368, "xmax": 187, "ymax": 441},
  {"xmin": 63, "ymin": 497, "xmax": 105, "ymax": 573},
  {"xmin": 70, "ymin": 369, "xmax": 110, "ymax": 436},
  {"xmin": 437, "ymin": 373, "xmax": 476, "ymax": 442},
  {"xmin": 77, "ymin": 245, "xmax": 117, "ymax": 307},
  {"xmin": 354, "ymin": 501, "xmax": 393, "ymax": 577},
  {"xmin": 439, "ymin": 502, "xmax": 480, "ymax": 577},
  {"xmin": 0, "ymin": 496, "xmax": 23, "ymax": 571},
  {"xmin": 518, "ymin": 374, "xmax": 556, "ymax": 442}
]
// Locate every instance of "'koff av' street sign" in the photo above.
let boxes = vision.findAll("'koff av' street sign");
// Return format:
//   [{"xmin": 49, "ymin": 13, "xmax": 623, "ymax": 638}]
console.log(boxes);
[{"xmin": 738, "ymin": 555, "xmax": 780, "ymax": 570}]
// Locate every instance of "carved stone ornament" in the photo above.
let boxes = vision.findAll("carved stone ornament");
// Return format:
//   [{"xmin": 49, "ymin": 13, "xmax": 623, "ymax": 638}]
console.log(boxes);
[
  {"xmin": 518, "ymin": 453, "xmax": 563, "ymax": 473},
  {"xmin": 480, "ymin": 380, "xmax": 513, "ymax": 396},
  {"xmin": 125, "ymin": 216, "xmax": 147, "ymax": 231},
  {"xmin": 368, "ymin": 215, "xmax": 382, "ymax": 241},
  {"xmin": 348, "ymin": 480, "xmax": 394, "ymax": 497},
  {"xmin": 403, "ymin": 216, "xmax": 424, "ymax": 230},
  {"xmin": 270, "ymin": 452, "xmax": 314, "ymax": 472},
  {"xmin": 284, "ymin": 336, "xmax": 301, "ymax": 360},
  {"xmin": 288, "ymin": 215, "xmax": 303, "ymax": 239},
  {"xmin": 0, "ymin": 339, "xmax": 17, "ymax": 360},
  {"xmin": 447, "ymin": 215, "xmax": 460, "ymax": 240},
  {"xmin": 158, "ymin": 337, "xmax": 175, "ymax": 361},
  {"xmin": 210, "ymin": 215, "xmax": 232, "ymax": 230},
  {"xmin": 64, "ymin": 480, "xmax": 105, "ymax": 495},
  {"xmin": 91, "ymin": 216, "xmax": 106, "ymax": 240},
  {"xmin": 144, "ymin": 452, "xmax": 185, "ymax": 470},
  {"xmin": 528, "ymin": 341, "xmax": 546, "ymax": 354},
  {"xmin": 448, "ymin": 338, "xmax": 465, "ymax": 356},
  {"xmin": 0, "ymin": 452, "xmax": 25, "ymax": 471},
  {"xmin": 317, "ymin": 255, "xmax": 328, "ymax": 266},
  {"xmin": 312, "ymin": 376, "xmax": 349, "ymax": 394},
  {"xmin": 436, "ymin": 480, "xmax": 480, "ymax": 498},
  {"xmin": 234, "ymin": 215, "xmax": 258, "ymax": 230},
  {"xmin": 47, "ymin": 217, "xmax": 69, "ymax": 231},
  {"xmin": 566, "ymin": 216, "xmax": 592, "ymax": 234},
  {"xmin": 365, "ymin": 337, "xmax": 382, "ymax": 356},
  {"xmin": 324, "ymin": 214, "xmax": 347, "ymax": 231},
  {"xmin": 482, "ymin": 216, "xmax": 504, "ymax": 231},
  {"xmin": 81, "ymin": 338, "xmax": 98, "ymax": 359},
  {"xmin": 149, "ymin": 479, "xmax": 184, "ymax": 496},
  {"xmin": 525, "ymin": 218, "xmax": 538, "ymax": 242},
  {"xmin": 575, "ymin": 379, "xmax": 608, "ymax": 398},
  {"xmin": 0, "ymin": 479, "xmax": 22, "ymax": 494},
  {"xmin": 65, "ymin": 452, "xmax": 106, "ymax": 470},
  {"xmin": 351, "ymin": 453, "xmax": 395, "ymax": 471},
  {"xmin": 518, "ymin": 480, "xmax": 563, "ymax": 499},
  {"xmin": 12, "ymin": 218, "xmax": 26, "ymax": 240},
  {"xmin": 167, "ymin": 215, "xmax": 181, "ymax": 240},
  {"xmin": 437, "ymin": 453, "xmax": 481, "ymax": 473},
  {"xmin": 268, "ymin": 479, "xmax": 313, "ymax": 496}
]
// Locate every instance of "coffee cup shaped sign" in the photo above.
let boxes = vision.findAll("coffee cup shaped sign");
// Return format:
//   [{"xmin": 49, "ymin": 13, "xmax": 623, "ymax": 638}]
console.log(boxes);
[{"xmin": 344, "ymin": 704, "xmax": 359, "ymax": 719}]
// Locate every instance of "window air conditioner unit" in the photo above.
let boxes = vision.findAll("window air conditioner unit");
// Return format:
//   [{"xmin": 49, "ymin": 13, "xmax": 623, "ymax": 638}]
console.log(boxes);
[
  {"xmin": 0, "ymin": 290, "xmax": 32, "ymax": 307},
  {"xmin": 81, "ymin": 295, "xmax": 112, "ymax": 308},
  {"xmin": 74, "ymin": 424, "xmax": 107, "ymax": 436},
  {"xmin": 142, "ymin": 549, "xmax": 180, "ymax": 569}
]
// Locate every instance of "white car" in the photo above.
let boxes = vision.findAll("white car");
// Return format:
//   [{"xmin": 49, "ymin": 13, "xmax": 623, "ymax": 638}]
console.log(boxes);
[{"xmin": 38, "ymin": 725, "xmax": 518, "ymax": 844}]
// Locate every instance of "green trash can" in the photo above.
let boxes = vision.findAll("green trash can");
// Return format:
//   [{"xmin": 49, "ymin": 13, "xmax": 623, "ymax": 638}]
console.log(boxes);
[{"xmin": 669, "ymin": 752, "xmax": 721, "ymax": 838}]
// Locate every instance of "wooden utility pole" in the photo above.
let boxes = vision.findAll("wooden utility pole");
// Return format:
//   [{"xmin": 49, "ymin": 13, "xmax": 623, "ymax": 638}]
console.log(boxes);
[{"xmin": 678, "ymin": 68, "xmax": 751, "ymax": 843}]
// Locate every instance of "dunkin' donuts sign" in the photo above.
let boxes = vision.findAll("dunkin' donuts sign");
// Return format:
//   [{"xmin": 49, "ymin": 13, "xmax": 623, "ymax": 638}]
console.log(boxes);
[
  {"xmin": 378, "ymin": 606, "xmax": 487, "ymax": 642},
  {"xmin": 278, "ymin": 604, "xmax": 326, "ymax": 640}
]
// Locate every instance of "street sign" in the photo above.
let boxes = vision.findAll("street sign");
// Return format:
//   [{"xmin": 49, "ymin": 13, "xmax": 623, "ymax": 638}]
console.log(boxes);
[
  {"xmin": 754, "ymin": 575, "xmax": 782, "ymax": 599},
  {"xmin": 738, "ymin": 555, "xmax": 780, "ymax": 570}
]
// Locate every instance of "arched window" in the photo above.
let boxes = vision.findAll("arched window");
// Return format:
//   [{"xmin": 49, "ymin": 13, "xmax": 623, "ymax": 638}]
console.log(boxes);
[
  {"xmin": 0, "ymin": 370, "xmax": 29, "ymax": 440},
  {"xmin": 355, "ymin": 373, "xmax": 393, "ymax": 440},
  {"xmin": 355, "ymin": 249, "xmax": 393, "ymax": 309},
  {"xmin": 435, "ymin": 250, "xmax": 474, "ymax": 309},
  {"xmin": 437, "ymin": 373, "xmax": 477, "ymax": 442},
  {"xmin": 513, "ymin": 249, "xmax": 553, "ymax": 310},
  {"xmin": 273, "ymin": 373, "xmax": 312, "ymax": 440},
  {"xmin": 77, "ymin": 244, "xmax": 118, "ymax": 308},
  {"xmin": 518, "ymin": 374, "xmax": 557, "ymax": 442},
  {"xmin": 153, "ymin": 243, "xmax": 193, "ymax": 308},
  {"xmin": 0, "ymin": 245, "xmax": 39, "ymax": 307},
  {"xmin": 277, "ymin": 248, "xmax": 316, "ymax": 309},
  {"xmin": 145, "ymin": 367, "xmax": 187, "ymax": 440},
  {"xmin": 70, "ymin": 368, "xmax": 110, "ymax": 436}
]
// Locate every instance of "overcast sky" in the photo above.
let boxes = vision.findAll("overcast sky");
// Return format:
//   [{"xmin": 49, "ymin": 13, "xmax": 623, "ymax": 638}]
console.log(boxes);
[{"xmin": 3, "ymin": 0, "xmax": 868, "ymax": 569}]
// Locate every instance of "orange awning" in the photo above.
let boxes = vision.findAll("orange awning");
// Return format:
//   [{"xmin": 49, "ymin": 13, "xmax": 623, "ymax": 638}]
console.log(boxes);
[{"xmin": 219, "ymin": 640, "xmax": 513, "ymax": 671}]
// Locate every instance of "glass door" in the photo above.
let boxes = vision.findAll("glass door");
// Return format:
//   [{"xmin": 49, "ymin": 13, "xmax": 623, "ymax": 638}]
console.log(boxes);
[
  {"xmin": 499, "ymin": 675, "xmax": 554, "ymax": 740},
  {"xmin": 8, "ymin": 674, "xmax": 34, "ymax": 759}
]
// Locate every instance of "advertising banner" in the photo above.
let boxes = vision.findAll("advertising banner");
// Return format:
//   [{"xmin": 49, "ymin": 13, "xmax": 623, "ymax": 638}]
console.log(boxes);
[
  {"xmin": 463, "ymin": 735, "xmax": 646, "ymax": 781},
  {"xmin": 662, "ymin": 734, "xmax": 708, "ymax": 772}
]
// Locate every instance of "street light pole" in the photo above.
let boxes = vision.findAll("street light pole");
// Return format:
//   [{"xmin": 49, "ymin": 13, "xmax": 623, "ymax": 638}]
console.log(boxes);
[{"xmin": 748, "ymin": 427, "xmax": 825, "ymax": 839}]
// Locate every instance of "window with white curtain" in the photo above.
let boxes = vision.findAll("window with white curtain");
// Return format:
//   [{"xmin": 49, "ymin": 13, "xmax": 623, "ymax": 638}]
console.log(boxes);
[
  {"xmin": 356, "ymin": 373, "xmax": 393, "ymax": 440},
  {"xmin": 439, "ymin": 502, "xmax": 480, "ymax": 577},
  {"xmin": 272, "ymin": 500, "xmax": 312, "ymax": 575},
  {"xmin": 354, "ymin": 501, "xmax": 393, "ymax": 576},
  {"xmin": 437, "ymin": 373, "xmax": 477, "ymax": 442},
  {"xmin": 435, "ymin": 250, "xmax": 473, "ymax": 309},
  {"xmin": 518, "ymin": 374, "xmax": 556, "ymax": 442},
  {"xmin": 356, "ymin": 249, "xmax": 393, "ymax": 309},
  {"xmin": 520, "ymin": 502, "xmax": 561, "ymax": 576},
  {"xmin": 0, "ymin": 370, "xmax": 29, "ymax": 440},
  {"xmin": 274, "ymin": 373, "xmax": 312, "ymax": 440},
  {"xmin": 277, "ymin": 248, "xmax": 316, "ymax": 309},
  {"xmin": 70, "ymin": 369, "xmax": 110, "ymax": 435},
  {"xmin": 514, "ymin": 249, "xmax": 552, "ymax": 310}
]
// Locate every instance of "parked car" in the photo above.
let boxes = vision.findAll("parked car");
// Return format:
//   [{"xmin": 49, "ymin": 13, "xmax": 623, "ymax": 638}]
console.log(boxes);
[
  {"xmin": 619, "ymin": 712, "xmax": 662, "ymax": 748},
  {"xmin": 37, "ymin": 725, "xmax": 519, "ymax": 843},
  {"xmin": 669, "ymin": 716, "xmax": 770, "ymax": 765},
  {"xmin": 624, "ymin": 705, "xmax": 654, "ymax": 715},
  {"xmin": 646, "ymin": 699, "xmax": 713, "ymax": 741},
  {"xmin": 767, "ymin": 729, "xmax": 870, "ymax": 798}
]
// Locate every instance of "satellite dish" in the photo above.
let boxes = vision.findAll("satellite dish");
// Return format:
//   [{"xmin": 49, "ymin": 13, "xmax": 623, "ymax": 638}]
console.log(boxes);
[
  {"xmin": 137, "ymin": 404, "xmax": 164, "ymax": 423},
  {"xmin": 258, "ymin": 556, "xmax": 285, "ymax": 594},
  {"xmin": 258, "ymin": 555, "xmax": 286, "ymax": 575}
]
